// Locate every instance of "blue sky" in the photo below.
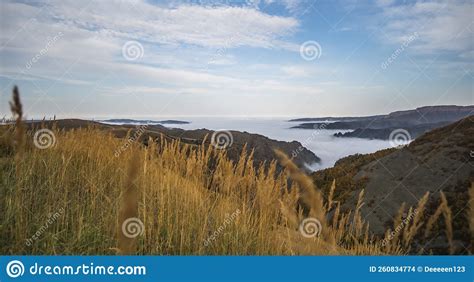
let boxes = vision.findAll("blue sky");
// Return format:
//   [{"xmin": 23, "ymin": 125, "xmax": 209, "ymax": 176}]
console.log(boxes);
[{"xmin": 0, "ymin": 0, "xmax": 472, "ymax": 118}]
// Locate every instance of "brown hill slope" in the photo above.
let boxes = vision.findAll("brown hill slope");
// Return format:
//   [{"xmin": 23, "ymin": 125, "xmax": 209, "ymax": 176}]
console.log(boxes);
[{"xmin": 314, "ymin": 116, "xmax": 474, "ymax": 254}]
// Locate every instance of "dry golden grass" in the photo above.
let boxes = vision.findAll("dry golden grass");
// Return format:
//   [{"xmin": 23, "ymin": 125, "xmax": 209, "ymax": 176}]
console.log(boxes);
[
  {"xmin": 469, "ymin": 182, "xmax": 474, "ymax": 247},
  {"xmin": 0, "ymin": 88, "xmax": 470, "ymax": 255},
  {"xmin": 0, "ymin": 125, "xmax": 399, "ymax": 255}
]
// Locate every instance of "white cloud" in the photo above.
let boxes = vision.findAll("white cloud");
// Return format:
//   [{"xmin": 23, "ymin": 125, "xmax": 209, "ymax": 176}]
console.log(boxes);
[
  {"xmin": 377, "ymin": 0, "xmax": 473, "ymax": 54},
  {"xmin": 0, "ymin": 1, "xmax": 327, "ymax": 115},
  {"xmin": 281, "ymin": 65, "xmax": 310, "ymax": 77},
  {"xmin": 262, "ymin": 0, "xmax": 315, "ymax": 16},
  {"xmin": 0, "ymin": 0, "xmax": 315, "ymax": 107},
  {"xmin": 375, "ymin": 0, "xmax": 395, "ymax": 7},
  {"xmin": 0, "ymin": 1, "xmax": 304, "ymax": 78},
  {"xmin": 45, "ymin": 0, "xmax": 298, "ymax": 49},
  {"xmin": 460, "ymin": 50, "xmax": 474, "ymax": 60},
  {"xmin": 0, "ymin": 0, "xmax": 300, "ymax": 72}
]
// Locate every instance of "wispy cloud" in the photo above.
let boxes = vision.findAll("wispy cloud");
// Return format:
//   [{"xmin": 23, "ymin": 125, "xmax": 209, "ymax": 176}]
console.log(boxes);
[
  {"xmin": 376, "ymin": 0, "xmax": 473, "ymax": 55},
  {"xmin": 48, "ymin": 1, "xmax": 298, "ymax": 49}
]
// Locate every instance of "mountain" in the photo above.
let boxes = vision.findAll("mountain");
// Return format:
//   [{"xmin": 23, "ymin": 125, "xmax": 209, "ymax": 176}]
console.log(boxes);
[
  {"xmin": 313, "ymin": 116, "xmax": 474, "ymax": 254},
  {"xmin": 386, "ymin": 105, "xmax": 474, "ymax": 123},
  {"xmin": 101, "ymin": 119, "xmax": 190, "ymax": 125},
  {"xmin": 333, "ymin": 121, "xmax": 450, "ymax": 139},
  {"xmin": 288, "ymin": 115, "xmax": 383, "ymax": 122},
  {"xmin": 20, "ymin": 119, "xmax": 320, "ymax": 171},
  {"xmin": 291, "ymin": 105, "xmax": 474, "ymax": 140},
  {"xmin": 292, "ymin": 120, "xmax": 371, "ymax": 130}
]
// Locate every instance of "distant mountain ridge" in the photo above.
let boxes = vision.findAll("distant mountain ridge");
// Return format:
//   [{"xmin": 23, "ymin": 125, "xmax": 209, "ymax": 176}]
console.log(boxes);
[
  {"xmin": 385, "ymin": 105, "xmax": 474, "ymax": 123},
  {"xmin": 18, "ymin": 119, "xmax": 320, "ymax": 172},
  {"xmin": 102, "ymin": 119, "xmax": 190, "ymax": 125},
  {"xmin": 292, "ymin": 105, "xmax": 474, "ymax": 140},
  {"xmin": 291, "ymin": 105, "xmax": 473, "ymax": 123},
  {"xmin": 288, "ymin": 115, "xmax": 384, "ymax": 122}
]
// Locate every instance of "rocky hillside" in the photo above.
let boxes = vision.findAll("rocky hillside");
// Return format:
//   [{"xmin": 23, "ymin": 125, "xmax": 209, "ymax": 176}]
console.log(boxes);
[
  {"xmin": 313, "ymin": 116, "xmax": 474, "ymax": 254},
  {"xmin": 292, "ymin": 105, "xmax": 473, "ymax": 140}
]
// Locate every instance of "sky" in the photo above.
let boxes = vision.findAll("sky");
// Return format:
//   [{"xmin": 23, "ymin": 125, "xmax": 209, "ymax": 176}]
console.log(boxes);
[{"xmin": 0, "ymin": 0, "xmax": 472, "ymax": 118}]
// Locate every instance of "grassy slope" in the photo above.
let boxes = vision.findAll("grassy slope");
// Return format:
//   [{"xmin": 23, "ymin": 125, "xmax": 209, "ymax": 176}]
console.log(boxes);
[
  {"xmin": 0, "ymin": 119, "xmax": 470, "ymax": 255},
  {"xmin": 0, "ymin": 124, "xmax": 382, "ymax": 255},
  {"xmin": 312, "ymin": 148, "xmax": 395, "ymax": 202}
]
